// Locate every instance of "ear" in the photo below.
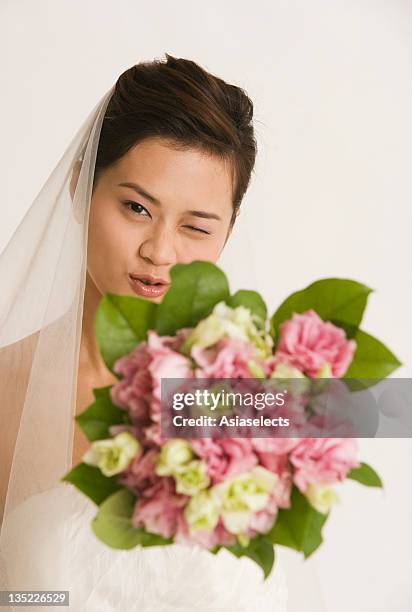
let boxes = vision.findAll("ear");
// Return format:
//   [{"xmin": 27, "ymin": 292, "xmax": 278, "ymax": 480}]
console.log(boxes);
[{"xmin": 69, "ymin": 160, "xmax": 82, "ymax": 201}]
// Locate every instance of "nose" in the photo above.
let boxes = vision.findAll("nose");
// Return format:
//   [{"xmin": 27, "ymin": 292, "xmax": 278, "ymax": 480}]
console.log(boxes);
[{"xmin": 138, "ymin": 222, "xmax": 176, "ymax": 267}]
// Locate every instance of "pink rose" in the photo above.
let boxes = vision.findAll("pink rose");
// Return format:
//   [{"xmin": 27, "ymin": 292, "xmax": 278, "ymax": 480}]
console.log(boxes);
[
  {"xmin": 147, "ymin": 330, "xmax": 194, "ymax": 403},
  {"xmin": 143, "ymin": 421, "xmax": 166, "ymax": 446},
  {"xmin": 110, "ymin": 331, "xmax": 194, "ymax": 434},
  {"xmin": 251, "ymin": 446, "xmax": 293, "ymax": 508},
  {"xmin": 192, "ymin": 337, "xmax": 257, "ymax": 378},
  {"xmin": 246, "ymin": 491, "xmax": 279, "ymax": 535},
  {"xmin": 218, "ymin": 438, "xmax": 258, "ymax": 480},
  {"xmin": 191, "ymin": 438, "xmax": 258, "ymax": 484},
  {"xmin": 110, "ymin": 342, "xmax": 152, "ymax": 423},
  {"xmin": 177, "ymin": 518, "xmax": 237, "ymax": 549},
  {"xmin": 132, "ymin": 476, "xmax": 188, "ymax": 539},
  {"xmin": 273, "ymin": 309, "xmax": 357, "ymax": 377},
  {"xmin": 251, "ymin": 438, "xmax": 300, "ymax": 455},
  {"xmin": 190, "ymin": 438, "xmax": 228, "ymax": 483},
  {"xmin": 118, "ymin": 448, "xmax": 159, "ymax": 492},
  {"xmin": 289, "ymin": 437, "xmax": 360, "ymax": 492}
]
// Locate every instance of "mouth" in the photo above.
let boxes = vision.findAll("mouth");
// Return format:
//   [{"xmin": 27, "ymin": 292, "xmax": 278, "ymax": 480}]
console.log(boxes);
[{"xmin": 128, "ymin": 273, "xmax": 170, "ymax": 298}]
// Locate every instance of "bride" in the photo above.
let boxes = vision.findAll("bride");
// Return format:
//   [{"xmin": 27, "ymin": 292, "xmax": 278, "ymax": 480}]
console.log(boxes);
[{"xmin": 0, "ymin": 54, "xmax": 324, "ymax": 611}]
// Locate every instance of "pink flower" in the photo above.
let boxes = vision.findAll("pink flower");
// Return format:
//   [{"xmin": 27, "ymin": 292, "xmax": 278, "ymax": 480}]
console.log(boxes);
[
  {"xmin": 251, "ymin": 438, "xmax": 300, "ymax": 455},
  {"xmin": 192, "ymin": 337, "xmax": 257, "ymax": 378},
  {"xmin": 132, "ymin": 476, "xmax": 188, "ymax": 539},
  {"xmin": 110, "ymin": 342, "xmax": 152, "ymax": 423},
  {"xmin": 273, "ymin": 309, "xmax": 357, "ymax": 377},
  {"xmin": 177, "ymin": 519, "xmax": 237, "ymax": 549},
  {"xmin": 191, "ymin": 438, "xmax": 258, "ymax": 484},
  {"xmin": 118, "ymin": 448, "xmax": 159, "ymax": 492},
  {"xmin": 218, "ymin": 438, "xmax": 258, "ymax": 480},
  {"xmin": 289, "ymin": 438, "xmax": 360, "ymax": 492},
  {"xmin": 147, "ymin": 330, "xmax": 194, "ymax": 403},
  {"xmin": 110, "ymin": 331, "xmax": 194, "ymax": 440},
  {"xmin": 143, "ymin": 422, "xmax": 166, "ymax": 446},
  {"xmin": 246, "ymin": 491, "xmax": 279, "ymax": 534},
  {"xmin": 112, "ymin": 341, "xmax": 151, "ymax": 377},
  {"xmin": 251, "ymin": 445, "xmax": 293, "ymax": 508},
  {"xmin": 190, "ymin": 438, "xmax": 227, "ymax": 483}
]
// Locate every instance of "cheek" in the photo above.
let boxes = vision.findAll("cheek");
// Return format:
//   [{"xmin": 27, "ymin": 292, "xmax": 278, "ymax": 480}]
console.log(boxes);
[
  {"xmin": 176, "ymin": 232, "xmax": 227, "ymax": 264},
  {"xmin": 176, "ymin": 237, "xmax": 224, "ymax": 263},
  {"xmin": 87, "ymin": 201, "xmax": 133, "ymax": 279}
]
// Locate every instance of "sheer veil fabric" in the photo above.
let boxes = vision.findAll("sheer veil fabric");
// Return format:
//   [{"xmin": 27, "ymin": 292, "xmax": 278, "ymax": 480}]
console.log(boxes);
[{"xmin": 0, "ymin": 82, "xmax": 326, "ymax": 611}]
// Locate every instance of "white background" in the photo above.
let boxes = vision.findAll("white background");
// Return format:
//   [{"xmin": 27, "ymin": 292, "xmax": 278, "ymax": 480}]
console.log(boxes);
[{"xmin": 1, "ymin": 1, "xmax": 411, "ymax": 610}]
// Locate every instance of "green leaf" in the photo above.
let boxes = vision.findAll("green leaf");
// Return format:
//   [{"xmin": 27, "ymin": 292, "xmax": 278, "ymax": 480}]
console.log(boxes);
[
  {"xmin": 209, "ymin": 545, "xmax": 222, "ymax": 555},
  {"xmin": 155, "ymin": 261, "xmax": 230, "ymax": 335},
  {"xmin": 343, "ymin": 329, "xmax": 402, "ymax": 382},
  {"xmin": 270, "ymin": 278, "xmax": 373, "ymax": 341},
  {"xmin": 95, "ymin": 293, "xmax": 158, "ymax": 371},
  {"xmin": 228, "ymin": 290, "xmax": 267, "ymax": 327},
  {"xmin": 347, "ymin": 462, "xmax": 383, "ymax": 488},
  {"xmin": 225, "ymin": 535, "xmax": 275, "ymax": 580},
  {"xmin": 61, "ymin": 463, "xmax": 123, "ymax": 505},
  {"xmin": 267, "ymin": 486, "xmax": 328, "ymax": 558},
  {"xmin": 91, "ymin": 488, "xmax": 173, "ymax": 549},
  {"xmin": 75, "ymin": 386, "xmax": 130, "ymax": 441}
]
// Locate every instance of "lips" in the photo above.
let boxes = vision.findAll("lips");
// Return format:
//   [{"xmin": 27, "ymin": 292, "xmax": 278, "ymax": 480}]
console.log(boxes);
[
  {"xmin": 128, "ymin": 273, "xmax": 170, "ymax": 299},
  {"xmin": 129, "ymin": 273, "xmax": 169, "ymax": 285}
]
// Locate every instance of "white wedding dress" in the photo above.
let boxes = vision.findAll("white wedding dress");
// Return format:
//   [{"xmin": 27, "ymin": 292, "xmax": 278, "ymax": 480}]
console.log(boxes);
[
  {"xmin": 0, "ymin": 82, "xmax": 327, "ymax": 612},
  {"xmin": 1, "ymin": 483, "xmax": 288, "ymax": 612}
]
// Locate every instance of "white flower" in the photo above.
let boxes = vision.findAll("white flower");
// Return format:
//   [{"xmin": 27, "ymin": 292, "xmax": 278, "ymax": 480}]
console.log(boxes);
[
  {"xmin": 82, "ymin": 431, "xmax": 140, "ymax": 477},
  {"xmin": 174, "ymin": 460, "xmax": 211, "ymax": 496},
  {"xmin": 247, "ymin": 360, "xmax": 266, "ymax": 378},
  {"xmin": 182, "ymin": 301, "xmax": 273, "ymax": 358},
  {"xmin": 305, "ymin": 483, "xmax": 340, "ymax": 514},
  {"xmin": 155, "ymin": 439, "xmax": 193, "ymax": 476},
  {"xmin": 316, "ymin": 362, "xmax": 333, "ymax": 378},
  {"xmin": 184, "ymin": 490, "xmax": 220, "ymax": 533},
  {"xmin": 270, "ymin": 362, "xmax": 311, "ymax": 396},
  {"xmin": 210, "ymin": 466, "xmax": 278, "ymax": 535}
]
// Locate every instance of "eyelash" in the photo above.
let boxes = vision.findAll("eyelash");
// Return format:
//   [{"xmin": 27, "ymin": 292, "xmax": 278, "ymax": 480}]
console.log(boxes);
[{"xmin": 122, "ymin": 200, "xmax": 211, "ymax": 235}]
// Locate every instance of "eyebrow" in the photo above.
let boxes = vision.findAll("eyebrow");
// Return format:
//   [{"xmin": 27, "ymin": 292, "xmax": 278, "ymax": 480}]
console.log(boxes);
[{"xmin": 118, "ymin": 181, "xmax": 222, "ymax": 221}]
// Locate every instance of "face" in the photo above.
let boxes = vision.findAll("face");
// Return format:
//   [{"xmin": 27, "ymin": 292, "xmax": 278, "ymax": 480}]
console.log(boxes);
[{"xmin": 86, "ymin": 137, "xmax": 236, "ymax": 303}]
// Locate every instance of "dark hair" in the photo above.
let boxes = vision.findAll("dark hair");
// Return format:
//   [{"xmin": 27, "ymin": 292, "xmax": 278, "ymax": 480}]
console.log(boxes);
[{"xmin": 94, "ymin": 53, "xmax": 257, "ymax": 227}]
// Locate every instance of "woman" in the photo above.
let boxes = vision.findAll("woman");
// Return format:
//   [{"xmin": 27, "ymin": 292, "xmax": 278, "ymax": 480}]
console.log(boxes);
[
  {"xmin": 72, "ymin": 54, "xmax": 249, "ymax": 465},
  {"xmin": 0, "ymin": 54, "xmax": 323, "ymax": 611}
]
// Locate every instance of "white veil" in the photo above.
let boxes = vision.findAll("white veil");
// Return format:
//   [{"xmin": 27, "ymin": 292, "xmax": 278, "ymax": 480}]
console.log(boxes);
[{"xmin": 0, "ymin": 79, "xmax": 326, "ymax": 611}]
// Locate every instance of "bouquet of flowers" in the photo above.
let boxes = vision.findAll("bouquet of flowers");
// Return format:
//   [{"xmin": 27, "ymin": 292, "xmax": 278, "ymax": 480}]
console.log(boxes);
[{"xmin": 63, "ymin": 261, "xmax": 401, "ymax": 578}]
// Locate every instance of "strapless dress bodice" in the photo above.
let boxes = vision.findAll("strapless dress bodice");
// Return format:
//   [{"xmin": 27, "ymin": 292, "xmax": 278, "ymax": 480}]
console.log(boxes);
[{"xmin": 0, "ymin": 483, "xmax": 288, "ymax": 611}]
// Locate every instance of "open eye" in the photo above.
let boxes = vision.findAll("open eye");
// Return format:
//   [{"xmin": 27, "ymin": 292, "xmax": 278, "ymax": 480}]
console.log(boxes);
[{"xmin": 122, "ymin": 201, "xmax": 151, "ymax": 217}]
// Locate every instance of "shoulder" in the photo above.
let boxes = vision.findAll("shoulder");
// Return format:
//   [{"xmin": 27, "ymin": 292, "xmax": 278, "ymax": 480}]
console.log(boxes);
[
  {"xmin": 0, "ymin": 330, "xmax": 40, "ymax": 523},
  {"xmin": 0, "ymin": 330, "xmax": 40, "ymax": 374}
]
